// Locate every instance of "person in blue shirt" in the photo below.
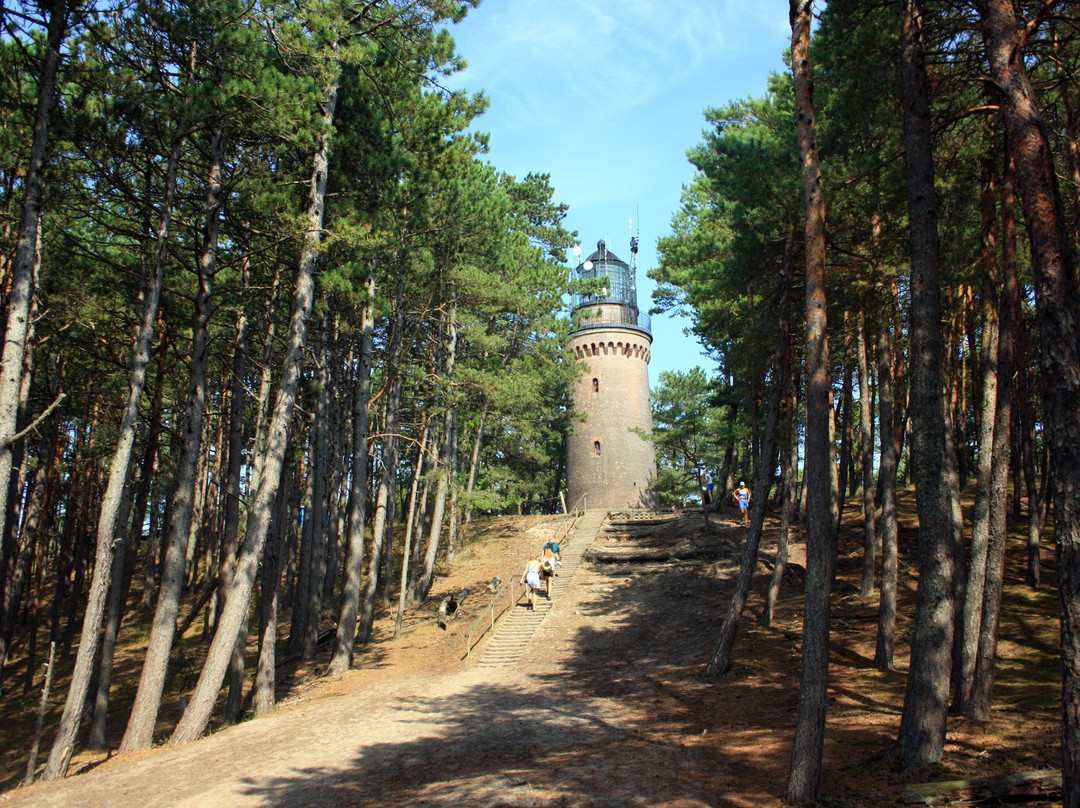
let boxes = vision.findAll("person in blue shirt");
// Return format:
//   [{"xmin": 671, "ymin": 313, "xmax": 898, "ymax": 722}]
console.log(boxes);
[{"xmin": 734, "ymin": 481, "xmax": 751, "ymax": 524}]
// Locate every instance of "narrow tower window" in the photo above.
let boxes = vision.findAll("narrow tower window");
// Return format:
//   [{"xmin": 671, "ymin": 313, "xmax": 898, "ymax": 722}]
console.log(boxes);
[
  {"xmin": 593, "ymin": 440, "xmax": 602, "ymax": 456},
  {"xmin": 592, "ymin": 377, "xmax": 599, "ymax": 393}
]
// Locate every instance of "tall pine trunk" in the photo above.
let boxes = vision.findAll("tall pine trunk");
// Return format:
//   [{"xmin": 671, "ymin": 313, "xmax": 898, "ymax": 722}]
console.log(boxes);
[
  {"xmin": 329, "ymin": 267, "xmax": 375, "ymax": 674},
  {"xmin": 856, "ymin": 308, "xmax": 876, "ymax": 598},
  {"xmin": 463, "ymin": 407, "xmax": 486, "ymax": 525},
  {"xmin": 406, "ymin": 420, "xmax": 435, "ymax": 592},
  {"xmin": 836, "ymin": 338, "xmax": 853, "ymax": 526},
  {"xmin": 414, "ymin": 291, "xmax": 458, "ymax": 604},
  {"xmin": 395, "ymin": 410, "xmax": 430, "ymax": 639},
  {"xmin": 41, "ymin": 104, "xmax": 186, "ymax": 781},
  {"xmin": 139, "ymin": 323, "xmax": 168, "ymax": 615},
  {"xmin": 358, "ymin": 282, "xmax": 405, "ymax": 646},
  {"xmin": 874, "ymin": 314, "xmax": 901, "ymax": 671},
  {"xmin": 170, "ymin": 76, "xmax": 339, "ymax": 744},
  {"xmin": 981, "ymin": 4, "xmax": 1080, "ymax": 802},
  {"xmin": 2, "ymin": 260, "xmax": 42, "ymax": 618},
  {"xmin": 0, "ymin": 0, "xmax": 71, "ymax": 536},
  {"xmin": 952, "ymin": 150, "xmax": 1001, "ymax": 715},
  {"xmin": 786, "ymin": 1, "xmax": 836, "ymax": 801},
  {"xmin": 0, "ymin": 415, "xmax": 58, "ymax": 690},
  {"xmin": 894, "ymin": 0, "xmax": 964, "ymax": 767},
  {"xmin": 704, "ymin": 285, "xmax": 791, "ymax": 676},
  {"xmin": 303, "ymin": 322, "xmax": 333, "ymax": 660},
  {"xmin": 250, "ymin": 262, "xmax": 283, "ymax": 497},
  {"xmin": 121, "ymin": 124, "xmax": 223, "ymax": 752},
  {"xmin": 967, "ymin": 137, "xmax": 1019, "ymax": 721},
  {"xmin": 252, "ymin": 468, "xmax": 290, "ymax": 716},
  {"xmin": 86, "ymin": 480, "xmax": 133, "ymax": 750},
  {"xmin": 220, "ymin": 255, "xmax": 250, "ymax": 724},
  {"xmin": 763, "ymin": 359, "xmax": 799, "ymax": 629}
]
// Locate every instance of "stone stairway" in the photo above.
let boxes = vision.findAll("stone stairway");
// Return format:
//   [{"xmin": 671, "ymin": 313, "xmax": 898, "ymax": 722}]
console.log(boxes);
[{"xmin": 474, "ymin": 508, "xmax": 607, "ymax": 668}]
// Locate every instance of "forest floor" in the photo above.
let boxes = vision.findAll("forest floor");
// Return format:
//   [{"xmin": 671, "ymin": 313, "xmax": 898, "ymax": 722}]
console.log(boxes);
[{"xmin": 0, "ymin": 494, "xmax": 1062, "ymax": 807}]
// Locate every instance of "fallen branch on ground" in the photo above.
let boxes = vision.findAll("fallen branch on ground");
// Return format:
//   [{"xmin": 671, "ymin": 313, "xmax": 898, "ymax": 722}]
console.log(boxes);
[{"xmin": 899, "ymin": 768, "xmax": 1060, "ymax": 805}]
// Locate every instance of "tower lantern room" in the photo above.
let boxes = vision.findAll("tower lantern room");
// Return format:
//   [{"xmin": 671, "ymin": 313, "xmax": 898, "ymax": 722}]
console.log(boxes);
[{"xmin": 566, "ymin": 239, "xmax": 658, "ymax": 510}]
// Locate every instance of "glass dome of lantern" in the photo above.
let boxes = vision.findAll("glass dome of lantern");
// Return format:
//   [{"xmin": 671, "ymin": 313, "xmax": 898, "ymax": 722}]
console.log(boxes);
[{"xmin": 570, "ymin": 239, "xmax": 651, "ymax": 335}]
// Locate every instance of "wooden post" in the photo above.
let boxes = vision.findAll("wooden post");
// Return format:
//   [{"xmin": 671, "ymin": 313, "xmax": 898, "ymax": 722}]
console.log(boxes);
[{"xmin": 25, "ymin": 642, "xmax": 56, "ymax": 785}]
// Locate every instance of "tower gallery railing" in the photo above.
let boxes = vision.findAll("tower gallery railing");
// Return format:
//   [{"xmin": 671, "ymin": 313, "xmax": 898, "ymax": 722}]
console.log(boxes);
[{"xmin": 572, "ymin": 305, "xmax": 651, "ymax": 334}]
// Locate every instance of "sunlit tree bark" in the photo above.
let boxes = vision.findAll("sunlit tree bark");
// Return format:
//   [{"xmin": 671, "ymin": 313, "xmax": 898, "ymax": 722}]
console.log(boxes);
[
  {"xmin": 170, "ymin": 75, "xmax": 338, "ymax": 744},
  {"xmin": 786, "ymin": 0, "xmax": 837, "ymax": 801}
]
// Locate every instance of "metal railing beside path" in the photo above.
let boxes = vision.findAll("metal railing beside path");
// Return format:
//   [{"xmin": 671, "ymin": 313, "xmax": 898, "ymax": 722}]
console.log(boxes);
[{"xmin": 462, "ymin": 495, "xmax": 587, "ymax": 663}]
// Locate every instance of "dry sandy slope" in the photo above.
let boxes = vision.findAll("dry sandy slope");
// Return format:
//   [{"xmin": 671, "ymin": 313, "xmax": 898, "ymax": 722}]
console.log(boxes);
[
  {"xmin": 7, "ymin": 511, "xmax": 793, "ymax": 808},
  {"xmin": 6, "ymin": 506, "xmax": 1059, "ymax": 807}
]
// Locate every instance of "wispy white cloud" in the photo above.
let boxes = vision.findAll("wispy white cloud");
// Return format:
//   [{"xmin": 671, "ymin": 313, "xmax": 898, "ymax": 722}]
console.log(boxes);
[
  {"xmin": 451, "ymin": 0, "xmax": 784, "ymax": 130},
  {"xmin": 442, "ymin": 0, "xmax": 791, "ymax": 378}
]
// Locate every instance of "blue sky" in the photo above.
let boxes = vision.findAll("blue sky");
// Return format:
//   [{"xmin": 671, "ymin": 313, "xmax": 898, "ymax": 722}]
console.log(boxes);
[{"xmin": 443, "ymin": 0, "xmax": 792, "ymax": 386}]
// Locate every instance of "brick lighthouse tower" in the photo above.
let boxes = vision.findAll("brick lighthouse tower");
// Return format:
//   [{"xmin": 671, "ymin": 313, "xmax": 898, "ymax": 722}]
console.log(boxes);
[{"xmin": 566, "ymin": 237, "xmax": 658, "ymax": 510}]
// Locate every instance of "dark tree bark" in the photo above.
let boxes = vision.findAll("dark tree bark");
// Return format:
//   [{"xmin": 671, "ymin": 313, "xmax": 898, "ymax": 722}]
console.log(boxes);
[
  {"xmin": 252, "ymin": 468, "xmax": 290, "ymax": 716},
  {"xmin": 1, "ymin": 265, "xmax": 41, "ymax": 630},
  {"xmin": 893, "ymin": 0, "xmax": 965, "ymax": 767},
  {"xmin": 414, "ymin": 290, "xmax": 459, "ymax": 604},
  {"xmin": 952, "ymin": 150, "xmax": 1001, "ymax": 716},
  {"xmin": 704, "ymin": 288, "xmax": 791, "ymax": 676},
  {"xmin": 214, "ymin": 250, "xmax": 251, "ymax": 724},
  {"xmin": 59, "ymin": 504, "xmax": 92, "ymax": 664},
  {"xmin": 1017, "ymin": 313, "xmax": 1041, "ymax": 581},
  {"xmin": 302, "ymin": 321, "xmax": 334, "ymax": 660},
  {"xmin": 87, "ymin": 480, "xmax": 133, "ymax": 750},
  {"xmin": 322, "ymin": 330, "xmax": 347, "ymax": 603},
  {"xmin": 445, "ymin": 419, "xmax": 461, "ymax": 566},
  {"xmin": 763, "ymin": 362, "xmax": 799, "ymax": 629},
  {"xmin": 289, "ymin": 324, "xmax": 331, "ymax": 661},
  {"xmin": 405, "ymin": 407, "xmax": 435, "ymax": 595},
  {"xmin": 395, "ymin": 411, "xmax": 430, "ymax": 640},
  {"xmin": 1010, "ymin": 404, "xmax": 1023, "ymax": 520},
  {"xmin": 48, "ymin": 404, "xmax": 94, "ymax": 665},
  {"xmin": 874, "ymin": 316, "xmax": 901, "ymax": 671},
  {"xmin": 137, "ymin": 324, "xmax": 167, "ymax": 615},
  {"xmin": 949, "ymin": 286, "xmax": 973, "ymax": 487},
  {"xmin": 786, "ymin": 0, "xmax": 837, "ymax": 801},
  {"xmin": 357, "ymin": 279, "xmax": 406, "ymax": 647},
  {"xmin": 1028, "ymin": 463, "xmax": 1051, "ymax": 587},
  {"xmin": 836, "ymin": 336, "xmax": 854, "ymax": 526},
  {"xmin": 1051, "ymin": 20, "xmax": 1080, "ymax": 253},
  {"xmin": 0, "ymin": 414, "xmax": 58, "ymax": 690},
  {"xmin": 856, "ymin": 308, "xmax": 876, "ymax": 598},
  {"xmin": 980, "ymin": 3, "xmax": 1080, "ymax": 803},
  {"xmin": 967, "ymin": 138, "xmax": 1020, "ymax": 721},
  {"xmin": 24, "ymin": 641, "xmax": 56, "ymax": 786},
  {"xmin": 286, "ymin": 431, "xmax": 314, "ymax": 652},
  {"xmin": 22, "ymin": 520, "xmax": 49, "ymax": 695}
]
